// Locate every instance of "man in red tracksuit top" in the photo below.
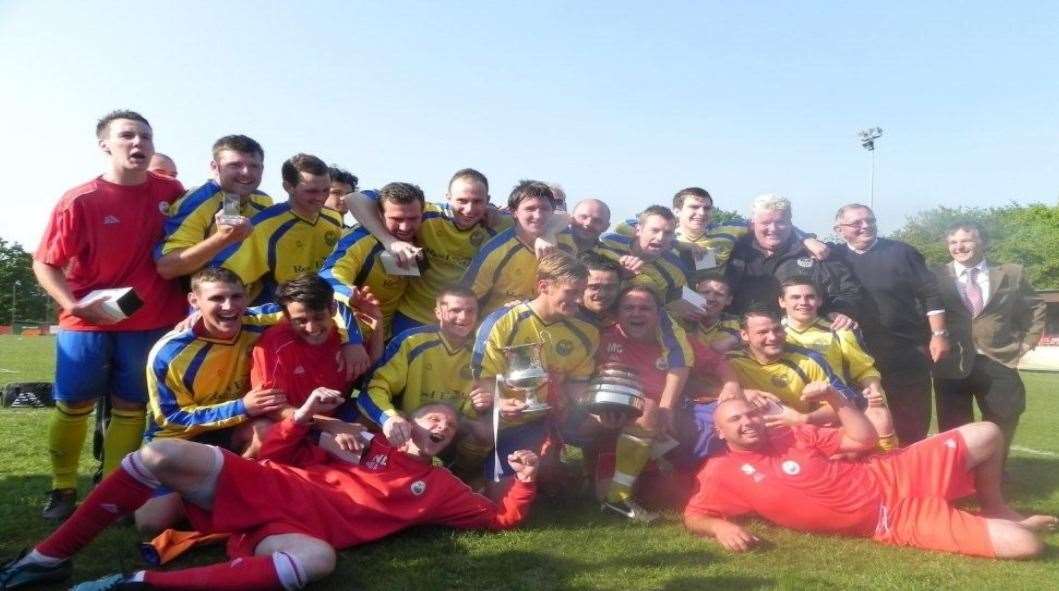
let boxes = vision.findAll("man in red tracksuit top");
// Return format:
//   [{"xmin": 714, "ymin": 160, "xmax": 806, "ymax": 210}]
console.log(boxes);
[{"xmin": 1, "ymin": 392, "xmax": 538, "ymax": 590}]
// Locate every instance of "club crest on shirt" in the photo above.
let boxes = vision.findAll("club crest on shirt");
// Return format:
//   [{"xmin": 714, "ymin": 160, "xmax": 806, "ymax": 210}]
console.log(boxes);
[
  {"xmin": 469, "ymin": 229, "xmax": 486, "ymax": 247},
  {"xmin": 796, "ymin": 257, "xmax": 814, "ymax": 268},
  {"xmin": 781, "ymin": 460, "xmax": 801, "ymax": 476},
  {"xmin": 158, "ymin": 201, "xmax": 171, "ymax": 215},
  {"xmin": 410, "ymin": 480, "xmax": 427, "ymax": 496},
  {"xmin": 325, "ymin": 231, "xmax": 339, "ymax": 247},
  {"xmin": 770, "ymin": 375, "xmax": 788, "ymax": 388},
  {"xmin": 556, "ymin": 339, "xmax": 574, "ymax": 356}
]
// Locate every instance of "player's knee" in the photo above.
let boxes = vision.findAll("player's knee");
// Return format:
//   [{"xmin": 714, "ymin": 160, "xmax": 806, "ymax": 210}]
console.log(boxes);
[
  {"xmin": 138, "ymin": 439, "xmax": 187, "ymax": 474},
  {"xmin": 133, "ymin": 510, "xmax": 169, "ymax": 537},
  {"xmin": 298, "ymin": 545, "xmax": 337, "ymax": 582},
  {"xmin": 110, "ymin": 395, "xmax": 145, "ymax": 410},
  {"xmin": 958, "ymin": 421, "xmax": 1002, "ymax": 450},
  {"xmin": 272, "ymin": 546, "xmax": 336, "ymax": 588}
]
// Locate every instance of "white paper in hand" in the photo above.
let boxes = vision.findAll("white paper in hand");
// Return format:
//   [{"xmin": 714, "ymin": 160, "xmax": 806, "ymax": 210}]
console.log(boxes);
[
  {"xmin": 379, "ymin": 251, "xmax": 421, "ymax": 277},
  {"xmin": 694, "ymin": 249, "xmax": 718, "ymax": 270}
]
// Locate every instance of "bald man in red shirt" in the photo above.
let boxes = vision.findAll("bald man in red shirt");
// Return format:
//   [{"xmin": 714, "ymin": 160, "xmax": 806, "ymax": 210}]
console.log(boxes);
[{"xmin": 683, "ymin": 384, "xmax": 1055, "ymax": 559}]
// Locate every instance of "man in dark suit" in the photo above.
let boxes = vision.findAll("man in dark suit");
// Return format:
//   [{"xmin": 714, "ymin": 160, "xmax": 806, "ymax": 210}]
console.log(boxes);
[{"xmin": 932, "ymin": 222, "xmax": 1046, "ymax": 461}]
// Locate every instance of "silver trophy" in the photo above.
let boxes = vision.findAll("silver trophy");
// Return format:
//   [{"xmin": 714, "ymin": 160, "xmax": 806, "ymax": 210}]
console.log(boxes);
[
  {"xmin": 499, "ymin": 341, "xmax": 551, "ymax": 416},
  {"xmin": 583, "ymin": 362, "xmax": 646, "ymax": 418},
  {"xmin": 218, "ymin": 191, "xmax": 243, "ymax": 225}
]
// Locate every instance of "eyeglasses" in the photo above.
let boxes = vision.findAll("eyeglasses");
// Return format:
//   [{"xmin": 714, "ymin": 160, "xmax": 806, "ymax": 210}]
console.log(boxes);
[{"xmin": 836, "ymin": 218, "xmax": 876, "ymax": 228}]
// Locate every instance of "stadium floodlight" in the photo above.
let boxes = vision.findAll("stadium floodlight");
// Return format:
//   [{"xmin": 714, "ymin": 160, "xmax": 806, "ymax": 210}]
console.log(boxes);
[
  {"xmin": 10, "ymin": 280, "xmax": 21, "ymax": 327},
  {"xmin": 857, "ymin": 127, "xmax": 884, "ymax": 207}
]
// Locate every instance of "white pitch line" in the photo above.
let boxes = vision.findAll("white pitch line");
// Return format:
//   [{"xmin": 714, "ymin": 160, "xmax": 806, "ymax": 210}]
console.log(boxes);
[{"xmin": 1011, "ymin": 445, "xmax": 1059, "ymax": 458}]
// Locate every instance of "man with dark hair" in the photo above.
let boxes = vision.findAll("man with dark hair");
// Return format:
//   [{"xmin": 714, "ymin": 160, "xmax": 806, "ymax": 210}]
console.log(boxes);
[
  {"xmin": 0, "ymin": 396, "xmax": 541, "ymax": 590},
  {"xmin": 155, "ymin": 135, "xmax": 271, "ymax": 280},
  {"xmin": 684, "ymin": 396, "xmax": 1055, "ymax": 558},
  {"xmin": 320, "ymin": 182, "xmax": 425, "ymax": 337},
  {"xmin": 462, "ymin": 180, "xmax": 574, "ymax": 316},
  {"xmin": 932, "ymin": 221, "xmax": 1046, "ymax": 463},
  {"xmin": 599, "ymin": 205, "xmax": 691, "ymax": 302},
  {"xmin": 324, "ymin": 166, "xmax": 358, "ymax": 221},
  {"xmin": 830, "ymin": 203, "xmax": 950, "ymax": 444},
  {"xmin": 726, "ymin": 194, "xmax": 862, "ymax": 329},
  {"xmin": 726, "ymin": 306, "xmax": 865, "ymax": 426},
  {"xmin": 32, "ymin": 109, "xmax": 188, "ymax": 519},
  {"xmin": 686, "ymin": 274, "xmax": 741, "ymax": 352},
  {"xmin": 472, "ymin": 252, "xmax": 599, "ymax": 497},
  {"xmin": 346, "ymin": 168, "xmax": 514, "ymax": 335},
  {"xmin": 578, "ymin": 251, "xmax": 622, "ymax": 326},
  {"xmin": 210, "ymin": 154, "xmax": 343, "ymax": 302}
]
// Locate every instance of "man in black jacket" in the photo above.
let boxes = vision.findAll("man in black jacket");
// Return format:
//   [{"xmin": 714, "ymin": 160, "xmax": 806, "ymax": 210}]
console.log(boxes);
[
  {"xmin": 830, "ymin": 203, "xmax": 950, "ymax": 444},
  {"xmin": 726, "ymin": 194, "xmax": 863, "ymax": 330}
]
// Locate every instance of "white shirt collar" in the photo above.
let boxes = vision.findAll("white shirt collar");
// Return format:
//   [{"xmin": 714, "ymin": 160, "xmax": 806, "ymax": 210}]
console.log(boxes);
[
  {"xmin": 846, "ymin": 238, "xmax": 878, "ymax": 254},
  {"xmin": 953, "ymin": 258, "xmax": 988, "ymax": 277}
]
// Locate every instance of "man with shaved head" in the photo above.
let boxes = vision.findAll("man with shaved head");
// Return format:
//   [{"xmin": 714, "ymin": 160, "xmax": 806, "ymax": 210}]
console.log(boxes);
[
  {"xmin": 683, "ymin": 393, "xmax": 1055, "ymax": 558},
  {"xmin": 148, "ymin": 153, "xmax": 178, "ymax": 179},
  {"xmin": 570, "ymin": 198, "xmax": 611, "ymax": 252}
]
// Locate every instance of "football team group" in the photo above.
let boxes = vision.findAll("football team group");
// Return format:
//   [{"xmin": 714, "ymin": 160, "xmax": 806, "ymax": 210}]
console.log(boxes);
[{"xmin": 1, "ymin": 109, "xmax": 1055, "ymax": 590}]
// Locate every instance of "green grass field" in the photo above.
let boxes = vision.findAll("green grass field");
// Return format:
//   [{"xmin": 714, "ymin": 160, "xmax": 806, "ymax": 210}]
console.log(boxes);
[{"xmin": 1, "ymin": 335, "xmax": 1057, "ymax": 590}]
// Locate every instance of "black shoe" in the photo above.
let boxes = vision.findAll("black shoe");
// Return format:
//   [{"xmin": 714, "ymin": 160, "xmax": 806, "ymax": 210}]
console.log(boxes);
[
  {"xmin": 0, "ymin": 548, "xmax": 72, "ymax": 589},
  {"xmin": 41, "ymin": 488, "xmax": 77, "ymax": 521}
]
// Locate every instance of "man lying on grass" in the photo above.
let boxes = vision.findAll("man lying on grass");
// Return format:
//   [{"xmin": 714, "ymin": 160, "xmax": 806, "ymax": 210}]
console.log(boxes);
[
  {"xmin": 0, "ymin": 395, "xmax": 538, "ymax": 590},
  {"xmin": 683, "ymin": 384, "xmax": 1057, "ymax": 559}
]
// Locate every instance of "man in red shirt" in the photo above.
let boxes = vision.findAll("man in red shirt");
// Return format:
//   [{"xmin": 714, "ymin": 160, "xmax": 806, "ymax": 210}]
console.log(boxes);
[
  {"xmin": 0, "ymin": 394, "xmax": 539, "ymax": 590},
  {"xmin": 683, "ymin": 387, "xmax": 1056, "ymax": 558},
  {"xmin": 32, "ymin": 110, "xmax": 187, "ymax": 520}
]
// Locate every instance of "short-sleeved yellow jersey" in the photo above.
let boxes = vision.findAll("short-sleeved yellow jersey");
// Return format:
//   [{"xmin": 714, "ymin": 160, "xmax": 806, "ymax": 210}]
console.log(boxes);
[
  {"xmin": 396, "ymin": 202, "xmax": 514, "ymax": 324},
  {"xmin": 597, "ymin": 232, "xmax": 691, "ymax": 301},
  {"xmin": 689, "ymin": 315, "xmax": 742, "ymax": 348},
  {"xmin": 319, "ymin": 226, "xmax": 408, "ymax": 337},
  {"xmin": 726, "ymin": 345, "xmax": 862, "ymax": 413},
  {"xmin": 145, "ymin": 305, "xmax": 283, "ymax": 440},
  {"xmin": 461, "ymin": 228, "xmax": 577, "ymax": 317},
  {"xmin": 614, "ymin": 218, "xmax": 749, "ymax": 272},
  {"xmin": 472, "ymin": 303, "xmax": 598, "ymax": 426},
  {"xmin": 154, "ymin": 180, "xmax": 272, "ymax": 260},
  {"xmin": 211, "ymin": 203, "xmax": 344, "ymax": 304},
  {"xmin": 782, "ymin": 318, "xmax": 881, "ymax": 386},
  {"xmin": 358, "ymin": 325, "xmax": 475, "ymax": 425}
]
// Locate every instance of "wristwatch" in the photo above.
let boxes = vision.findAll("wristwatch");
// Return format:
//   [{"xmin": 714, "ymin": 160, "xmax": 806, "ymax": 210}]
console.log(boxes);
[{"xmin": 932, "ymin": 330, "xmax": 949, "ymax": 337}]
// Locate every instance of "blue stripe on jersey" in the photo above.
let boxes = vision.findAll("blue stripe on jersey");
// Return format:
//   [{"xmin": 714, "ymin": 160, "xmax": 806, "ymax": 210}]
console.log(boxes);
[
  {"xmin": 490, "ymin": 243, "xmax": 523, "ymax": 286},
  {"xmin": 504, "ymin": 308, "xmax": 536, "ymax": 348},
  {"xmin": 249, "ymin": 202, "xmax": 293, "ymax": 225},
  {"xmin": 361, "ymin": 189, "xmax": 380, "ymax": 202},
  {"xmin": 359, "ymin": 325, "xmax": 440, "ymax": 394},
  {"xmin": 562, "ymin": 318, "xmax": 593, "ymax": 353},
  {"xmin": 355, "ymin": 243, "xmax": 385, "ymax": 287},
  {"xmin": 787, "ymin": 344, "xmax": 866, "ymax": 407},
  {"xmin": 462, "ymin": 227, "xmax": 516, "ymax": 285},
  {"xmin": 407, "ymin": 338, "xmax": 443, "ymax": 363},
  {"xmin": 319, "ymin": 213, "xmax": 342, "ymax": 229},
  {"xmin": 356, "ymin": 389, "xmax": 389, "ymax": 426},
  {"xmin": 151, "ymin": 333, "xmax": 247, "ymax": 429},
  {"xmin": 657, "ymin": 312, "xmax": 687, "ymax": 368},
  {"xmin": 471, "ymin": 305, "xmax": 516, "ymax": 377},
  {"xmin": 423, "ymin": 211, "xmax": 443, "ymax": 221},
  {"xmin": 319, "ymin": 227, "xmax": 373, "ymax": 299},
  {"xmin": 181, "ymin": 343, "xmax": 211, "ymax": 394},
  {"xmin": 267, "ymin": 219, "xmax": 300, "ymax": 271},
  {"xmin": 708, "ymin": 232, "xmax": 740, "ymax": 243},
  {"xmin": 600, "ymin": 232, "xmax": 633, "ymax": 246},
  {"xmin": 154, "ymin": 181, "xmax": 222, "ymax": 260}
]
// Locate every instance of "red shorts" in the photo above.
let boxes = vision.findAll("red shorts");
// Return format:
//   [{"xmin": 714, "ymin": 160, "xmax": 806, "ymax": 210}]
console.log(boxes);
[
  {"xmin": 867, "ymin": 429, "xmax": 995, "ymax": 557},
  {"xmin": 183, "ymin": 451, "xmax": 340, "ymax": 558}
]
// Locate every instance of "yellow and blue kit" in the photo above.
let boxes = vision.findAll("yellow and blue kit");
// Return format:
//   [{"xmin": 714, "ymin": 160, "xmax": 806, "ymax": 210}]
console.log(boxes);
[
  {"xmin": 690, "ymin": 315, "xmax": 742, "ymax": 348},
  {"xmin": 358, "ymin": 325, "xmax": 475, "ymax": 425},
  {"xmin": 396, "ymin": 201, "xmax": 513, "ymax": 325},
  {"xmin": 782, "ymin": 318, "xmax": 881, "ymax": 387},
  {"xmin": 210, "ymin": 202, "xmax": 344, "ymax": 305},
  {"xmin": 461, "ymin": 228, "xmax": 577, "ymax": 317},
  {"xmin": 614, "ymin": 217, "xmax": 749, "ymax": 271},
  {"xmin": 153, "ymin": 180, "xmax": 272, "ymax": 260},
  {"xmin": 726, "ymin": 345, "xmax": 864, "ymax": 413},
  {"xmin": 472, "ymin": 303, "xmax": 598, "ymax": 423},
  {"xmin": 145, "ymin": 305, "xmax": 283, "ymax": 441},
  {"xmin": 319, "ymin": 225, "xmax": 408, "ymax": 337},
  {"xmin": 597, "ymin": 232, "xmax": 692, "ymax": 302}
]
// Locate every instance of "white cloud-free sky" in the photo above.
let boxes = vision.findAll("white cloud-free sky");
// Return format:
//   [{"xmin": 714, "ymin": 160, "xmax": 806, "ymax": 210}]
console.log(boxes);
[{"xmin": 2, "ymin": 1, "xmax": 1057, "ymax": 249}]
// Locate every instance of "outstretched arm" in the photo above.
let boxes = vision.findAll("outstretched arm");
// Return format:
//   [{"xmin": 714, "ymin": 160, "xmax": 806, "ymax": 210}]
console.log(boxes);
[{"xmin": 684, "ymin": 513, "xmax": 761, "ymax": 552}]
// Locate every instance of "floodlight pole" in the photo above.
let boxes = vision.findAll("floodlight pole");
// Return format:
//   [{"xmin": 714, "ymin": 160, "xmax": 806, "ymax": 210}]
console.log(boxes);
[
  {"xmin": 857, "ymin": 127, "xmax": 883, "ymax": 209},
  {"xmin": 10, "ymin": 280, "xmax": 20, "ymax": 327}
]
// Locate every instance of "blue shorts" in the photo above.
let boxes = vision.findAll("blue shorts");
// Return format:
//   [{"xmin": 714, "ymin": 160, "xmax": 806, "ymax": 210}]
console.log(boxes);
[
  {"xmin": 390, "ymin": 311, "xmax": 425, "ymax": 339},
  {"xmin": 54, "ymin": 329, "xmax": 168, "ymax": 405},
  {"xmin": 485, "ymin": 420, "xmax": 548, "ymax": 479},
  {"xmin": 677, "ymin": 401, "xmax": 725, "ymax": 464}
]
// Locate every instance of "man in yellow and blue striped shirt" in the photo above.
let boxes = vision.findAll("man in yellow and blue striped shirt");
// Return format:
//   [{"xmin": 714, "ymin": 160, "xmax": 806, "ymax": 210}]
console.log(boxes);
[
  {"xmin": 358, "ymin": 287, "xmax": 482, "ymax": 444},
  {"xmin": 462, "ymin": 180, "xmax": 576, "ymax": 317},
  {"xmin": 210, "ymin": 153, "xmax": 344, "ymax": 308},
  {"xmin": 145, "ymin": 268, "xmax": 286, "ymax": 443},
  {"xmin": 319, "ymin": 183, "xmax": 425, "ymax": 338},
  {"xmin": 599, "ymin": 205, "xmax": 691, "ymax": 302},
  {"xmin": 154, "ymin": 135, "xmax": 272, "ymax": 280}
]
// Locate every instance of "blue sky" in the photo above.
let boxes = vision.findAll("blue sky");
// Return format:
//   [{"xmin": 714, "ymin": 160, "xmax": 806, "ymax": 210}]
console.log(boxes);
[{"xmin": 2, "ymin": 1, "xmax": 1057, "ymax": 249}]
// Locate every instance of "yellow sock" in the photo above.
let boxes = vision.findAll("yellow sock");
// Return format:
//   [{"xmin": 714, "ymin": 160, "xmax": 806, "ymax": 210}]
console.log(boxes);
[
  {"xmin": 606, "ymin": 430, "xmax": 653, "ymax": 503},
  {"xmin": 48, "ymin": 402, "xmax": 92, "ymax": 490},
  {"xmin": 102, "ymin": 407, "xmax": 146, "ymax": 476}
]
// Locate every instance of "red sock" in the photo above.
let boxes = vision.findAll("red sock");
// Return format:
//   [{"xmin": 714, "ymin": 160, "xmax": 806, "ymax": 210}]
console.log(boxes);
[
  {"xmin": 36, "ymin": 467, "xmax": 153, "ymax": 559},
  {"xmin": 144, "ymin": 555, "xmax": 282, "ymax": 590}
]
